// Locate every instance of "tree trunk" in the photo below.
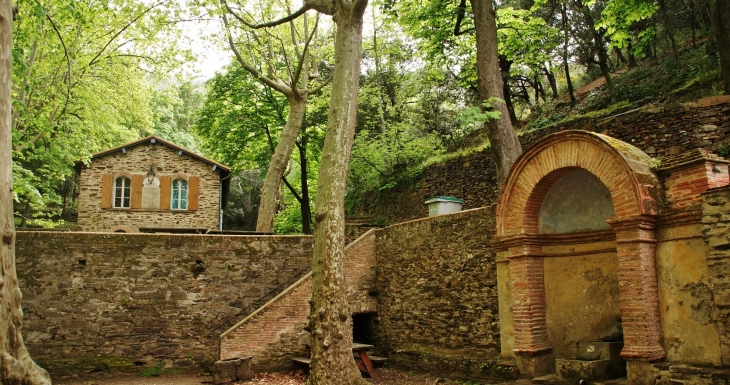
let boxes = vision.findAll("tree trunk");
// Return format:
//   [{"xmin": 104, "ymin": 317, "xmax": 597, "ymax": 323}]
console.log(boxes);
[
  {"xmin": 499, "ymin": 55, "xmax": 518, "ymax": 125},
  {"xmin": 470, "ymin": 0, "xmax": 522, "ymax": 184},
  {"xmin": 0, "ymin": 1, "xmax": 52, "ymax": 383},
  {"xmin": 544, "ymin": 67, "xmax": 559, "ymax": 99},
  {"xmin": 615, "ymin": 47, "xmax": 628, "ymax": 66},
  {"xmin": 213, "ymin": 357, "xmax": 253, "ymax": 385},
  {"xmin": 561, "ymin": 3, "xmax": 577, "ymax": 103},
  {"xmin": 585, "ymin": 10, "xmax": 616, "ymax": 103},
  {"xmin": 307, "ymin": 0, "xmax": 370, "ymax": 383},
  {"xmin": 627, "ymin": 41, "xmax": 638, "ymax": 67},
  {"xmin": 658, "ymin": 0, "xmax": 678, "ymax": 57},
  {"xmin": 256, "ymin": 95, "xmax": 308, "ymax": 232},
  {"xmin": 712, "ymin": 0, "xmax": 730, "ymax": 94},
  {"xmin": 298, "ymin": 136, "xmax": 312, "ymax": 234}
]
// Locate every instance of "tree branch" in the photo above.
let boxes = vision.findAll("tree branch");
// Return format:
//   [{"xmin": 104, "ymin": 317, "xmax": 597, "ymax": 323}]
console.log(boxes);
[
  {"xmin": 224, "ymin": 1, "xmax": 310, "ymax": 29},
  {"xmin": 454, "ymin": 0, "xmax": 474, "ymax": 36},
  {"xmin": 309, "ymin": 73, "xmax": 332, "ymax": 94},
  {"xmin": 34, "ymin": 0, "xmax": 71, "ymax": 121},
  {"xmin": 222, "ymin": 12, "xmax": 293, "ymax": 95},
  {"xmin": 282, "ymin": 176, "xmax": 304, "ymax": 203},
  {"xmin": 87, "ymin": 0, "xmax": 167, "ymax": 67},
  {"xmin": 292, "ymin": 15, "xmax": 320, "ymax": 89}
]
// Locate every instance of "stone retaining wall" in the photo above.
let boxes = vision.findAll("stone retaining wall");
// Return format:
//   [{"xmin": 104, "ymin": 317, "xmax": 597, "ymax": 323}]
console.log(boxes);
[
  {"xmin": 219, "ymin": 230, "xmax": 378, "ymax": 373},
  {"xmin": 373, "ymin": 208, "xmax": 518, "ymax": 381},
  {"xmin": 15, "ymin": 232, "xmax": 312, "ymax": 377},
  {"xmin": 361, "ymin": 96, "xmax": 730, "ymax": 223}
]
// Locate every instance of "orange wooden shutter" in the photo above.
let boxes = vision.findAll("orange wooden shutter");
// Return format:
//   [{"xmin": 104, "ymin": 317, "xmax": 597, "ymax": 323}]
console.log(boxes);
[
  {"xmin": 188, "ymin": 176, "xmax": 199, "ymax": 211},
  {"xmin": 159, "ymin": 176, "xmax": 171, "ymax": 209},
  {"xmin": 130, "ymin": 175, "xmax": 143, "ymax": 209},
  {"xmin": 101, "ymin": 174, "xmax": 113, "ymax": 208}
]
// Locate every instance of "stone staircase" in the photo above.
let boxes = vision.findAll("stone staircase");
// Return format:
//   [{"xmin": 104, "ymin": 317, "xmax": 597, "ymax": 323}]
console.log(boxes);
[{"xmin": 219, "ymin": 229, "xmax": 378, "ymax": 372}]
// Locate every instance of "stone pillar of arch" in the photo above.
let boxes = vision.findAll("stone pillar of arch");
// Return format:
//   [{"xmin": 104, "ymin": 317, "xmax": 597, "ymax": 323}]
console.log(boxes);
[{"xmin": 493, "ymin": 131, "xmax": 665, "ymax": 378}]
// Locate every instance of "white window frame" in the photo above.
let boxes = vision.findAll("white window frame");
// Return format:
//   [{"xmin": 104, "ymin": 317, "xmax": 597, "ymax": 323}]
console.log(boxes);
[
  {"xmin": 113, "ymin": 177, "xmax": 131, "ymax": 208},
  {"xmin": 171, "ymin": 179, "xmax": 188, "ymax": 210}
]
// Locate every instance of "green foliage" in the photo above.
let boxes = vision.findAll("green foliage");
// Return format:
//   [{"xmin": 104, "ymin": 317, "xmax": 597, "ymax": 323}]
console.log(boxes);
[
  {"xmin": 525, "ymin": 100, "xmax": 631, "ymax": 131},
  {"xmin": 151, "ymin": 83, "xmax": 205, "ymax": 153},
  {"xmin": 597, "ymin": 0, "xmax": 658, "ymax": 52},
  {"xmin": 718, "ymin": 146, "xmax": 730, "ymax": 158},
  {"xmin": 458, "ymin": 98, "xmax": 505, "ymax": 128},
  {"xmin": 12, "ymin": 0, "xmax": 191, "ymax": 223},
  {"xmin": 139, "ymin": 363, "xmax": 165, "ymax": 377},
  {"xmin": 196, "ymin": 66, "xmax": 288, "ymax": 172}
]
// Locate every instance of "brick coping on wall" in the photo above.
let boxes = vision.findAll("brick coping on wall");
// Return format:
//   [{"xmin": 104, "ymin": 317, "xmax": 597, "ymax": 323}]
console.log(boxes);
[
  {"xmin": 16, "ymin": 230, "xmax": 313, "ymax": 241},
  {"xmin": 219, "ymin": 228, "xmax": 378, "ymax": 340},
  {"xmin": 377, "ymin": 207, "xmax": 491, "ymax": 230}
]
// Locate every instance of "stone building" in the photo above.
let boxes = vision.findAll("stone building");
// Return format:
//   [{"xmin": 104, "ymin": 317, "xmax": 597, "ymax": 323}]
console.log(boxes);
[{"xmin": 75, "ymin": 135, "xmax": 230, "ymax": 232}]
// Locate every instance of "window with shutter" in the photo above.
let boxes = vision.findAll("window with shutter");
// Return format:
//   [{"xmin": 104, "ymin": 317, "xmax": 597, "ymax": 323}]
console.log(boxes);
[
  {"xmin": 171, "ymin": 179, "xmax": 188, "ymax": 210},
  {"xmin": 113, "ymin": 177, "xmax": 131, "ymax": 208}
]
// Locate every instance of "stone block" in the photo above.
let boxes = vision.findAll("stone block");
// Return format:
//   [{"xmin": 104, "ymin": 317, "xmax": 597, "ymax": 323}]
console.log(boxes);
[
  {"xmin": 516, "ymin": 352, "xmax": 555, "ymax": 378},
  {"xmin": 556, "ymin": 358, "xmax": 626, "ymax": 382}
]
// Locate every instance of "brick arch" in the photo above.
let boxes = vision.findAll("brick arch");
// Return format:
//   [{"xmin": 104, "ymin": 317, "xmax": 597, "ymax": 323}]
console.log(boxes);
[
  {"xmin": 112, "ymin": 171, "xmax": 133, "ymax": 180},
  {"xmin": 170, "ymin": 173, "xmax": 189, "ymax": 182},
  {"xmin": 497, "ymin": 131, "xmax": 661, "ymax": 238},
  {"xmin": 494, "ymin": 131, "xmax": 665, "ymax": 376},
  {"xmin": 109, "ymin": 225, "xmax": 137, "ymax": 233}
]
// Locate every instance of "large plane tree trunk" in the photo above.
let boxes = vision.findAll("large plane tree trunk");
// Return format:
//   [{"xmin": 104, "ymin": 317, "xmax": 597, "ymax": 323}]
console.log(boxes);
[
  {"xmin": 470, "ymin": 0, "xmax": 522, "ymax": 184},
  {"xmin": 306, "ymin": 0, "xmax": 369, "ymax": 383},
  {"xmin": 0, "ymin": 1, "xmax": 52, "ymax": 383}
]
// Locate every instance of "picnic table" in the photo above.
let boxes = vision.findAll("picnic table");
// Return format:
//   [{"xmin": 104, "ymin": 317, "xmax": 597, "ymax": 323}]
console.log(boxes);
[
  {"xmin": 290, "ymin": 343, "xmax": 386, "ymax": 378},
  {"xmin": 352, "ymin": 343, "xmax": 377, "ymax": 378}
]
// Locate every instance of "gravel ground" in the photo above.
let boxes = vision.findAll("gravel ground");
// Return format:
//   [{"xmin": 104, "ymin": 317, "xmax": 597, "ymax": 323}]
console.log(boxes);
[{"xmin": 53, "ymin": 368, "xmax": 488, "ymax": 385}]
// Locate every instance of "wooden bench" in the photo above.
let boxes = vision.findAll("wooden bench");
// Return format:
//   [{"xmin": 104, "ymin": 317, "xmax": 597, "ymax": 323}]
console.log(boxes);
[{"xmin": 289, "ymin": 344, "xmax": 388, "ymax": 378}]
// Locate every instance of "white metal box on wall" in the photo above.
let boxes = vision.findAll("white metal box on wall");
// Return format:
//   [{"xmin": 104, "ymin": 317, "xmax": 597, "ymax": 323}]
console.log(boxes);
[{"xmin": 425, "ymin": 196, "xmax": 464, "ymax": 217}]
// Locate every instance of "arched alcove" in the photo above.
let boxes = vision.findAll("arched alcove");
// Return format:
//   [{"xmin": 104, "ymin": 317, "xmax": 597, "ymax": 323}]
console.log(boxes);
[
  {"xmin": 539, "ymin": 169, "xmax": 615, "ymax": 234},
  {"xmin": 493, "ymin": 131, "xmax": 664, "ymax": 377}
]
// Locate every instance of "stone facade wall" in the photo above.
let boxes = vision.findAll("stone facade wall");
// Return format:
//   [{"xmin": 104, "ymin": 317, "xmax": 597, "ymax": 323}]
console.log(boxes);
[
  {"xmin": 702, "ymin": 185, "xmax": 730, "ymax": 366},
  {"xmin": 77, "ymin": 142, "xmax": 223, "ymax": 232},
  {"xmin": 373, "ymin": 208, "xmax": 518, "ymax": 381},
  {"xmin": 219, "ymin": 230, "xmax": 378, "ymax": 372},
  {"xmin": 15, "ymin": 232, "xmax": 312, "ymax": 377},
  {"xmin": 361, "ymin": 96, "xmax": 730, "ymax": 223}
]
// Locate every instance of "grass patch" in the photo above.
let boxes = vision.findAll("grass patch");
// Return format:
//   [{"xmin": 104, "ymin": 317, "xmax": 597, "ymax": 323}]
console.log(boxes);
[
  {"xmin": 524, "ymin": 100, "xmax": 632, "ymax": 133},
  {"xmin": 139, "ymin": 363, "xmax": 184, "ymax": 377}
]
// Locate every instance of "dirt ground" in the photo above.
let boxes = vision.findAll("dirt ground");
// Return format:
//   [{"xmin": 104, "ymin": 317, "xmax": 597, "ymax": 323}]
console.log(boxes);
[{"xmin": 53, "ymin": 368, "xmax": 491, "ymax": 385}]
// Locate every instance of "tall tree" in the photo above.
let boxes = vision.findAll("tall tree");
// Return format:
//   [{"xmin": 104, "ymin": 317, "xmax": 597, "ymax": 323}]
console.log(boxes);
[
  {"xmin": 711, "ymin": 0, "xmax": 730, "ymax": 94},
  {"xmin": 12, "ymin": 0, "xmax": 188, "ymax": 224},
  {"xmin": 470, "ymin": 0, "xmax": 522, "ymax": 182},
  {"xmin": 216, "ymin": 0, "xmax": 371, "ymax": 379},
  {"xmin": 305, "ymin": 0, "xmax": 370, "ymax": 381},
  {"xmin": 0, "ymin": 0, "xmax": 51, "ymax": 382},
  {"xmin": 219, "ymin": 0, "xmax": 330, "ymax": 233}
]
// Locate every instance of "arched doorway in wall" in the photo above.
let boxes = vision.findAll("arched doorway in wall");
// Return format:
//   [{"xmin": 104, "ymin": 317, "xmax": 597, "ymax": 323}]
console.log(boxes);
[{"xmin": 493, "ymin": 131, "xmax": 664, "ymax": 378}]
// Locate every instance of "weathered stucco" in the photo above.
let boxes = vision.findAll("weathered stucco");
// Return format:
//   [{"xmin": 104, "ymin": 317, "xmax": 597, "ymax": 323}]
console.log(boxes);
[
  {"xmin": 543, "ymin": 245, "xmax": 621, "ymax": 359},
  {"xmin": 656, "ymin": 223, "xmax": 721, "ymax": 366},
  {"xmin": 539, "ymin": 169, "xmax": 615, "ymax": 234}
]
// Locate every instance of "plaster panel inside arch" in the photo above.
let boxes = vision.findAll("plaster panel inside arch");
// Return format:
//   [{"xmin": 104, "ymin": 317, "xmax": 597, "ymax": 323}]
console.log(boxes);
[{"xmin": 538, "ymin": 169, "xmax": 615, "ymax": 234}]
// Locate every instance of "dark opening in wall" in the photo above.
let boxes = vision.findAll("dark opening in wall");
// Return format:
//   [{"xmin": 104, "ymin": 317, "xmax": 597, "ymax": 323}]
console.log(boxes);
[{"xmin": 352, "ymin": 312, "xmax": 377, "ymax": 344}]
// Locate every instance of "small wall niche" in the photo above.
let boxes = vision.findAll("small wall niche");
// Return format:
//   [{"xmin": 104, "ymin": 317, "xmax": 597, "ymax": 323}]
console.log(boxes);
[{"xmin": 539, "ymin": 169, "xmax": 615, "ymax": 234}]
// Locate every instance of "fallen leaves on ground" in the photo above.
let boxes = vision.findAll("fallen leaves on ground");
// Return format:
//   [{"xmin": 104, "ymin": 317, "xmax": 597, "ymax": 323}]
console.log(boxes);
[{"xmin": 235, "ymin": 369, "xmax": 462, "ymax": 385}]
